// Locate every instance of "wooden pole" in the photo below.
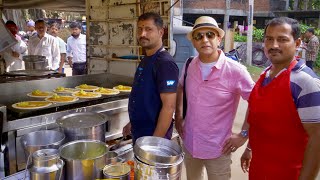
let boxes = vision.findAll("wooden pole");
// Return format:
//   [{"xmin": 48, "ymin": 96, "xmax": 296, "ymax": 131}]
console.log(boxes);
[
  {"xmin": 246, "ymin": 0, "xmax": 253, "ymax": 65},
  {"xmin": 223, "ymin": 0, "xmax": 231, "ymax": 52}
]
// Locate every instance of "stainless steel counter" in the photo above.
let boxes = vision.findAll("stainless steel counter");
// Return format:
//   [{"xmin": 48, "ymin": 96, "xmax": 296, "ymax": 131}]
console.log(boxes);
[{"xmin": 0, "ymin": 73, "xmax": 133, "ymax": 176}]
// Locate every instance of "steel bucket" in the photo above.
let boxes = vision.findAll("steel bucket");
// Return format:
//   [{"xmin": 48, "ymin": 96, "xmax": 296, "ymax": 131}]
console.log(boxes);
[
  {"xmin": 59, "ymin": 139, "xmax": 109, "ymax": 180},
  {"xmin": 23, "ymin": 55, "xmax": 49, "ymax": 70},
  {"xmin": 20, "ymin": 130, "xmax": 65, "ymax": 162},
  {"xmin": 56, "ymin": 112, "xmax": 107, "ymax": 143},
  {"xmin": 133, "ymin": 136, "xmax": 184, "ymax": 180}
]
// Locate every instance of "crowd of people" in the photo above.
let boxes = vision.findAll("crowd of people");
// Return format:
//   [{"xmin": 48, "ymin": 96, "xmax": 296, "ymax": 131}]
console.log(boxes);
[
  {"xmin": 1, "ymin": 19, "xmax": 87, "ymax": 75},
  {"xmin": 123, "ymin": 12, "xmax": 320, "ymax": 180}
]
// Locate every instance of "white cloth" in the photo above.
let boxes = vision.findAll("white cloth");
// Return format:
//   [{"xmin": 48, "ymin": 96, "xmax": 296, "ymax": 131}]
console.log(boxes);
[
  {"xmin": 28, "ymin": 33, "xmax": 60, "ymax": 70},
  {"xmin": 199, "ymin": 61, "xmax": 217, "ymax": 80},
  {"xmin": 1, "ymin": 35, "xmax": 27, "ymax": 72},
  {"xmin": 57, "ymin": 37, "xmax": 66, "ymax": 68},
  {"xmin": 57, "ymin": 37, "xmax": 67, "ymax": 54},
  {"xmin": 66, "ymin": 34, "xmax": 86, "ymax": 63}
]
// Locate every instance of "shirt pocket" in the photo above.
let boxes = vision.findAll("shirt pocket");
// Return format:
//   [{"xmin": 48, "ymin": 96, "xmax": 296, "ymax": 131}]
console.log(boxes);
[
  {"xmin": 41, "ymin": 44, "xmax": 51, "ymax": 56},
  {"xmin": 80, "ymin": 42, "xmax": 86, "ymax": 54}
]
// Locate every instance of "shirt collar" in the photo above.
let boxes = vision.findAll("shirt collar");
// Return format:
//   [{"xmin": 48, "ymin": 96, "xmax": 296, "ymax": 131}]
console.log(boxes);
[
  {"xmin": 72, "ymin": 34, "xmax": 85, "ymax": 40},
  {"xmin": 196, "ymin": 49, "xmax": 225, "ymax": 70}
]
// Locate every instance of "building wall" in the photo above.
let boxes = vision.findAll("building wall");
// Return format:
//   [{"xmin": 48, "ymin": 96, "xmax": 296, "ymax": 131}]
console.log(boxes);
[{"xmin": 183, "ymin": 0, "xmax": 286, "ymax": 16}]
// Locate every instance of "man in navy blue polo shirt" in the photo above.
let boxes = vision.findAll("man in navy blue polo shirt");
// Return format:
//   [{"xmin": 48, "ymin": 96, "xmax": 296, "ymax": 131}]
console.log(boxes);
[{"xmin": 122, "ymin": 12, "xmax": 179, "ymax": 143}]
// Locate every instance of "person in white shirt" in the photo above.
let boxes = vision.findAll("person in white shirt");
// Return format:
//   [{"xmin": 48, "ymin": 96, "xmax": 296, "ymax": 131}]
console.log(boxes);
[
  {"xmin": 48, "ymin": 22, "xmax": 67, "ymax": 73},
  {"xmin": 66, "ymin": 21, "xmax": 87, "ymax": 75},
  {"xmin": 28, "ymin": 19, "xmax": 60, "ymax": 70},
  {"xmin": 26, "ymin": 20, "xmax": 37, "ymax": 40},
  {"xmin": 1, "ymin": 20, "xmax": 27, "ymax": 72}
]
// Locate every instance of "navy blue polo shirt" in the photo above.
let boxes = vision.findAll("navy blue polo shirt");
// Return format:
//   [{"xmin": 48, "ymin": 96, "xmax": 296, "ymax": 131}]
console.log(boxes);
[{"xmin": 128, "ymin": 48, "xmax": 179, "ymax": 142}]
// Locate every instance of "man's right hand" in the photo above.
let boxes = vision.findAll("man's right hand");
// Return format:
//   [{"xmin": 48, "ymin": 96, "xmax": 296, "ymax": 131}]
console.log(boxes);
[
  {"xmin": 175, "ymin": 116, "xmax": 184, "ymax": 138},
  {"xmin": 240, "ymin": 148, "xmax": 252, "ymax": 173},
  {"xmin": 122, "ymin": 122, "xmax": 132, "ymax": 137}
]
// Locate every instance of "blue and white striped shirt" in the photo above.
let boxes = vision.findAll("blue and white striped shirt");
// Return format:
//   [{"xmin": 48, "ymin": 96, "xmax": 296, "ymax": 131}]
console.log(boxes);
[{"xmin": 263, "ymin": 60, "xmax": 320, "ymax": 123}]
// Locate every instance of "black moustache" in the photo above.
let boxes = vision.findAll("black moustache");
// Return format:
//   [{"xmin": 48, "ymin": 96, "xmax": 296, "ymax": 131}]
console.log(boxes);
[
  {"xmin": 268, "ymin": 49, "xmax": 281, "ymax": 53},
  {"xmin": 139, "ymin": 38, "xmax": 149, "ymax": 41}
]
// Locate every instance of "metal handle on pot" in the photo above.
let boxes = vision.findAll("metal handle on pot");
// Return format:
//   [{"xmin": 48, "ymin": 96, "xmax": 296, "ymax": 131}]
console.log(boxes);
[
  {"xmin": 118, "ymin": 157, "xmax": 125, "ymax": 163},
  {"xmin": 56, "ymin": 159, "xmax": 64, "ymax": 180},
  {"xmin": 23, "ymin": 153, "xmax": 32, "ymax": 180}
]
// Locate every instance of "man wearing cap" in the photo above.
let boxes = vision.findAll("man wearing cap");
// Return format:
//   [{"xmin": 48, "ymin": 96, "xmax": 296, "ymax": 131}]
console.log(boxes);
[
  {"xmin": 26, "ymin": 20, "xmax": 36, "ymax": 39},
  {"xmin": 175, "ymin": 16, "xmax": 254, "ymax": 180},
  {"xmin": 28, "ymin": 19, "xmax": 60, "ymax": 70},
  {"xmin": 1, "ymin": 20, "xmax": 27, "ymax": 72}
]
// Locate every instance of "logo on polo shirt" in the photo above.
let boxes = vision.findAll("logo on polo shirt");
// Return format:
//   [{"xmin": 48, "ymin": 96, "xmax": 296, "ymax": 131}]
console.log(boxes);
[{"xmin": 166, "ymin": 80, "xmax": 175, "ymax": 86}]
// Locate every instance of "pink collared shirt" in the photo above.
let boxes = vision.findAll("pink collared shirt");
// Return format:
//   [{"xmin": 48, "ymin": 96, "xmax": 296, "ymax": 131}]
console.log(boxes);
[{"xmin": 179, "ymin": 51, "xmax": 254, "ymax": 159}]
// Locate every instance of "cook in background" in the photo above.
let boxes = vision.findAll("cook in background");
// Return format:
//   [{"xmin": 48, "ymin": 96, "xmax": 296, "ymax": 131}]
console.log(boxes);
[
  {"xmin": 1, "ymin": 20, "xmax": 27, "ymax": 72},
  {"xmin": 66, "ymin": 21, "xmax": 86, "ymax": 76},
  {"xmin": 28, "ymin": 19, "xmax": 60, "ymax": 70},
  {"xmin": 48, "ymin": 22, "xmax": 67, "ymax": 73},
  {"xmin": 175, "ymin": 16, "xmax": 254, "ymax": 180},
  {"xmin": 303, "ymin": 28, "xmax": 319, "ymax": 70},
  {"xmin": 122, "ymin": 12, "xmax": 179, "ymax": 143},
  {"xmin": 240, "ymin": 17, "xmax": 320, "ymax": 180}
]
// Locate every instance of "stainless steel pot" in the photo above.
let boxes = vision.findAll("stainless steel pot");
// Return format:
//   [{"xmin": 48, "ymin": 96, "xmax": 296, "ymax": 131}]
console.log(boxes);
[
  {"xmin": 103, "ymin": 163, "xmax": 130, "ymax": 180},
  {"xmin": 20, "ymin": 130, "xmax": 65, "ymax": 161},
  {"xmin": 59, "ymin": 139, "xmax": 109, "ymax": 180},
  {"xmin": 23, "ymin": 55, "xmax": 49, "ymax": 70},
  {"xmin": 28, "ymin": 149, "xmax": 64, "ymax": 180},
  {"xmin": 56, "ymin": 112, "xmax": 107, "ymax": 143},
  {"xmin": 133, "ymin": 136, "xmax": 184, "ymax": 180}
]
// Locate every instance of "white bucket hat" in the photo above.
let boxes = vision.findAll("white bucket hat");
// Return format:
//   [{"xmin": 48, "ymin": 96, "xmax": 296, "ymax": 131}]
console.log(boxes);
[{"xmin": 187, "ymin": 16, "xmax": 225, "ymax": 40}]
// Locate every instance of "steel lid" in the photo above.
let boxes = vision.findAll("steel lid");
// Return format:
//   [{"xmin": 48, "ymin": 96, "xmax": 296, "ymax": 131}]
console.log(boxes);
[
  {"xmin": 33, "ymin": 149, "xmax": 59, "ymax": 160},
  {"xmin": 56, "ymin": 112, "xmax": 107, "ymax": 129},
  {"xmin": 133, "ymin": 136, "xmax": 183, "ymax": 165}
]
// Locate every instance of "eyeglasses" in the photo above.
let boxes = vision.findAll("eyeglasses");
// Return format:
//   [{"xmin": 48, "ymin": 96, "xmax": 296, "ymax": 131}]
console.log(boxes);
[{"xmin": 193, "ymin": 31, "xmax": 216, "ymax": 41}]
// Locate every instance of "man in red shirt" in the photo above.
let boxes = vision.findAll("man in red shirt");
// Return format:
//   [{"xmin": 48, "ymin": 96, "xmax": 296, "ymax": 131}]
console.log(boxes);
[{"xmin": 241, "ymin": 17, "xmax": 320, "ymax": 180}]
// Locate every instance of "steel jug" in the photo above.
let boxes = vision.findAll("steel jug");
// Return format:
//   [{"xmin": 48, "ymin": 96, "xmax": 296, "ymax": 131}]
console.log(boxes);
[{"xmin": 27, "ymin": 149, "xmax": 64, "ymax": 180}]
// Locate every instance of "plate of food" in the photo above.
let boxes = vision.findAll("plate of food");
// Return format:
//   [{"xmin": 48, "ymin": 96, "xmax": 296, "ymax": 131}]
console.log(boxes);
[
  {"xmin": 45, "ymin": 94, "xmax": 79, "ymax": 103},
  {"xmin": 113, "ymin": 85, "xmax": 132, "ymax": 92},
  {"xmin": 12, "ymin": 101, "xmax": 52, "ymax": 110},
  {"xmin": 53, "ymin": 86, "xmax": 79, "ymax": 94},
  {"xmin": 94, "ymin": 87, "xmax": 120, "ymax": 95},
  {"xmin": 75, "ymin": 84, "xmax": 99, "ymax": 91},
  {"xmin": 72, "ymin": 90, "xmax": 101, "ymax": 99},
  {"xmin": 27, "ymin": 90, "xmax": 56, "ymax": 98}
]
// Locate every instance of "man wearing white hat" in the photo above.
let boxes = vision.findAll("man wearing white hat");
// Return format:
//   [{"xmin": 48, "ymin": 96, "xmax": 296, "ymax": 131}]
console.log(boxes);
[
  {"xmin": 26, "ymin": 20, "xmax": 36, "ymax": 39},
  {"xmin": 175, "ymin": 16, "xmax": 254, "ymax": 180}
]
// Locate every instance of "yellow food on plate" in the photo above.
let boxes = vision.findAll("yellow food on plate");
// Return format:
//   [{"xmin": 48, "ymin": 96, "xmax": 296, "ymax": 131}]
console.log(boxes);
[
  {"xmin": 45, "ymin": 94, "xmax": 78, "ymax": 103},
  {"xmin": 54, "ymin": 86, "xmax": 79, "ymax": 93},
  {"xmin": 95, "ymin": 87, "xmax": 120, "ymax": 95},
  {"xmin": 28, "ymin": 90, "xmax": 54, "ymax": 97},
  {"xmin": 73, "ymin": 90, "xmax": 101, "ymax": 98},
  {"xmin": 13, "ymin": 101, "xmax": 52, "ymax": 109},
  {"xmin": 76, "ymin": 84, "xmax": 99, "ymax": 91},
  {"xmin": 113, "ymin": 85, "xmax": 132, "ymax": 92}
]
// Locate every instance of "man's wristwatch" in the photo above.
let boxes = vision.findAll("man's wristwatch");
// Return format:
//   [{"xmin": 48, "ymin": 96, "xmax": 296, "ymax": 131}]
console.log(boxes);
[{"xmin": 240, "ymin": 130, "xmax": 249, "ymax": 138}]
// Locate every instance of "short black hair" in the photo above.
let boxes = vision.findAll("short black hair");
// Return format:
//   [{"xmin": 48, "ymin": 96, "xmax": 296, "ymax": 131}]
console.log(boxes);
[
  {"xmin": 265, "ymin": 17, "xmax": 300, "ymax": 40},
  {"xmin": 306, "ymin": 28, "xmax": 315, "ymax": 34},
  {"xmin": 35, "ymin": 19, "xmax": 46, "ymax": 26},
  {"xmin": 138, "ymin": 12, "xmax": 163, "ymax": 29},
  {"xmin": 5, "ymin": 20, "xmax": 16, "ymax": 26},
  {"xmin": 49, "ymin": 22, "xmax": 60, "ymax": 29},
  {"xmin": 69, "ymin": 21, "xmax": 82, "ymax": 29}
]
